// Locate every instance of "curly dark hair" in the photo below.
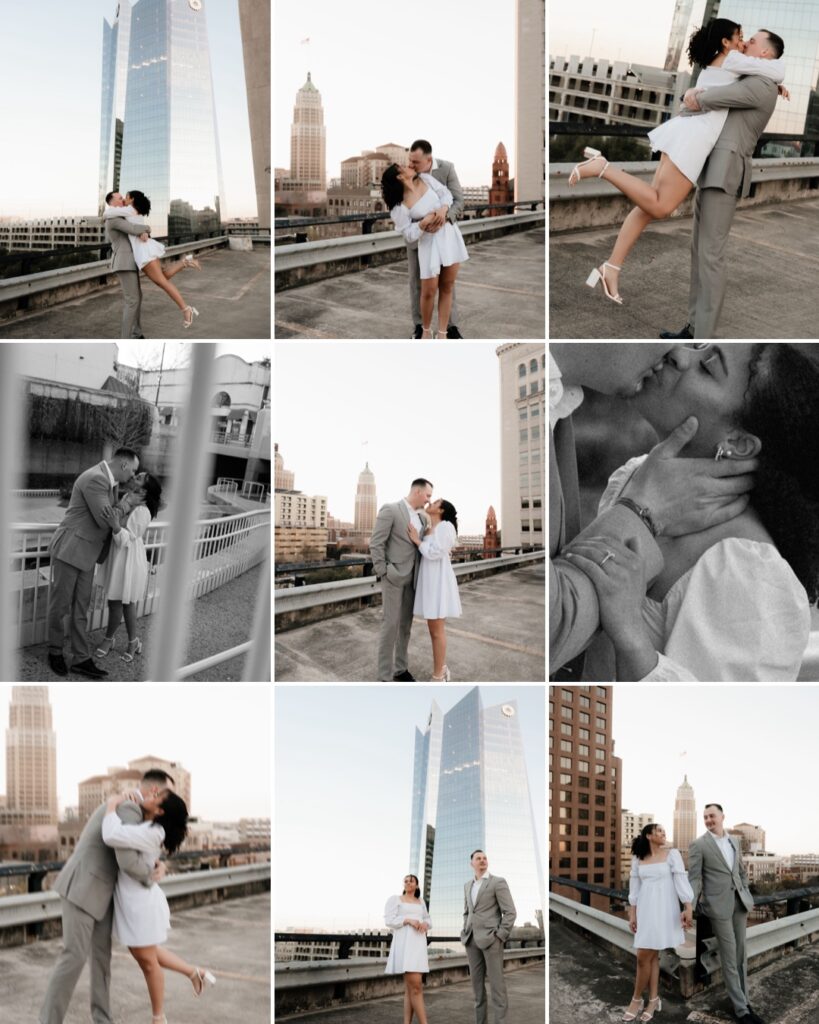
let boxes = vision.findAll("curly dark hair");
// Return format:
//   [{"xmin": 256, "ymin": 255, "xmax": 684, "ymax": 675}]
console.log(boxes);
[
  {"xmin": 381, "ymin": 164, "xmax": 405, "ymax": 211},
  {"xmin": 128, "ymin": 190, "xmax": 151, "ymax": 216},
  {"xmin": 739, "ymin": 344, "xmax": 819, "ymax": 604},
  {"xmin": 404, "ymin": 873, "xmax": 421, "ymax": 899},
  {"xmin": 687, "ymin": 18, "xmax": 741, "ymax": 68},
  {"xmin": 631, "ymin": 823, "xmax": 661, "ymax": 860},
  {"xmin": 142, "ymin": 473, "xmax": 162, "ymax": 520},
  {"xmin": 439, "ymin": 499, "xmax": 458, "ymax": 533},
  {"xmin": 156, "ymin": 791, "xmax": 188, "ymax": 855}
]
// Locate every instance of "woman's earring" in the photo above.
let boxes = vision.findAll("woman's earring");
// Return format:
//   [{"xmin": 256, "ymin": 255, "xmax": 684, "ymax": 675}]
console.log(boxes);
[{"xmin": 714, "ymin": 444, "xmax": 731, "ymax": 461}]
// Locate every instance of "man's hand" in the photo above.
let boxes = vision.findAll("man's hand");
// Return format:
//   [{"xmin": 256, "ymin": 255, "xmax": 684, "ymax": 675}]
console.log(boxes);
[
  {"xmin": 683, "ymin": 88, "xmax": 703, "ymax": 111},
  {"xmin": 622, "ymin": 416, "xmax": 757, "ymax": 537},
  {"xmin": 418, "ymin": 213, "xmax": 438, "ymax": 233},
  {"xmin": 139, "ymin": 232, "xmax": 150, "ymax": 242},
  {"xmin": 430, "ymin": 208, "xmax": 447, "ymax": 229},
  {"xmin": 152, "ymin": 860, "xmax": 167, "ymax": 883}
]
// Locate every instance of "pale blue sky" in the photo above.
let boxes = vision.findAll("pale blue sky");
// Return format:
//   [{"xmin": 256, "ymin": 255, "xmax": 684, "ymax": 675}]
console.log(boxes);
[
  {"xmin": 0, "ymin": 0, "xmax": 257, "ymax": 219},
  {"xmin": 550, "ymin": 0, "xmax": 678, "ymax": 66},
  {"xmin": 275, "ymin": 685, "xmax": 545, "ymax": 930},
  {"xmin": 613, "ymin": 686, "xmax": 819, "ymax": 855}
]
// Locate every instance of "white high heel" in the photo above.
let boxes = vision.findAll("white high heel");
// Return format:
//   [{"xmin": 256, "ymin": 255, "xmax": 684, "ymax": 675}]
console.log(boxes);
[
  {"xmin": 421, "ymin": 325, "xmax": 433, "ymax": 339},
  {"xmin": 183, "ymin": 306, "xmax": 199, "ymax": 329},
  {"xmin": 183, "ymin": 254, "xmax": 202, "ymax": 270},
  {"xmin": 190, "ymin": 967, "xmax": 216, "ymax": 996},
  {"xmin": 568, "ymin": 146, "xmax": 610, "ymax": 186},
  {"xmin": 585, "ymin": 262, "xmax": 623, "ymax": 305}
]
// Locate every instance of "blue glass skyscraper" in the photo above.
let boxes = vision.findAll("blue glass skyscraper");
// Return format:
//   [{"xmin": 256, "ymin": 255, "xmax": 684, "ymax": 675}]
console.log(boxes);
[{"xmin": 98, "ymin": 1, "xmax": 133, "ymax": 211}]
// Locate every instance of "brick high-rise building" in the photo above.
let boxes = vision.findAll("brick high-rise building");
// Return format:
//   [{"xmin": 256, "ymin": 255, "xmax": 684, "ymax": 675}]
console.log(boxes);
[
  {"xmin": 550, "ymin": 686, "xmax": 621, "ymax": 910},
  {"xmin": 673, "ymin": 775, "xmax": 697, "ymax": 861},
  {"xmin": 354, "ymin": 462, "xmax": 377, "ymax": 534},
  {"xmin": 483, "ymin": 505, "xmax": 498, "ymax": 556},
  {"xmin": 489, "ymin": 142, "xmax": 513, "ymax": 217}
]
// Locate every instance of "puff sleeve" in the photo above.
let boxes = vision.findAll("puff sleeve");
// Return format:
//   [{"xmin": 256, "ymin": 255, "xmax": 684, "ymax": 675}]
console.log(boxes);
[
  {"xmin": 669, "ymin": 849, "xmax": 694, "ymax": 904},
  {"xmin": 391, "ymin": 204, "xmax": 422, "ymax": 243},
  {"xmin": 628, "ymin": 857, "xmax": 641, "ymax": 906},
  {"xmin": 722, "ymin": 50, "xmax": 785, "ymax": 84},
  {"xmin": 384, "ymin": 895, "xmax": 405, "ymax": 931},
  {"xmin": 419, "ymin": 521, "xmax": 456, "ymax": 561}
]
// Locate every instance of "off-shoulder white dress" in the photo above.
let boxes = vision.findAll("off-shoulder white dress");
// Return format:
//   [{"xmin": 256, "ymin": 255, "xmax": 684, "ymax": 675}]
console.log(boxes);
[
  {"xmin": 384, "ymin": 896, "xmax": 432, "ymax": 973},
  {"xmin": 391, "ymin": 173, "xmax": 469, "ymax": 279},
  {"xmin": 582, "ymin": 456, "xmax": 811, "ymax": 681},
  {"xmin": 629, "ymin": 849, "xmax": 694, "ymax": 949},
  {"xmin": 414, "ymin": 520, "xmax": 462, "ymax": 619},
  {"xmin": 648, "ymin": 50, "xmax": 785, "ymax": 183},
  {"xmin": 102, "ymin": 811, "xmax": 170, "ymax": 946}
]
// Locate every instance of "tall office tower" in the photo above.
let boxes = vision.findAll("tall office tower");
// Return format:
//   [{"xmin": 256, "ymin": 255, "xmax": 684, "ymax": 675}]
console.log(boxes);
[
  {"xmin": 290, "ymin": 72, "xmax": 326, "ymax": 190},
  {"xmin": 354, "ymin": 463, "xmax": 377, "ymax": 534},
  {"xmin": 515, "ymin": 0, "xmax": 545, "ymax": 203},
  {"xmin": 550, "ymin": 686, "xmax": 622, "ymax": 910},
  {"xmin": 496, "ymin": 344, "xmax": 545, "ymax": 551},
  {"xmin": 673, "ymin": 775, "xmax": 697, "ymax": 858},
  {"xmin": 99, "ymin": 0, "xmax": 134, "ymax": 211},
  {"xmin": 274, "ymin": 443, "xmax": 295, "ymax": 490},
  {"xmin": 5, "ymin": 687, "xmax": 58, "ymax": 826},
  {"xmin": 664, "ymin": 0, "xmax": 695, "ymax": 70},
  {"xmin": 410, "ymin": 688, "xmax": 544, "ymax": 935},
  {"xmin": 110, "ymin": 0, "xmax": 224, "ymax": 239}
]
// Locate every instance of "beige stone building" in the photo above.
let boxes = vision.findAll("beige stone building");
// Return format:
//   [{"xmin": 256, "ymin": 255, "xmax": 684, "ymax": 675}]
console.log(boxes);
[
  {"xmin": 128, "ymin": 755, "xmax": 192, "ymax": 811},
  {"xmin": 79, "ymin": 756, "xmax": 192, "ymax": 823},
  {"xmin": 275, "ymin": 525, "xmax": 329, "ymax": 563},
  {"xmin": 516, "ymin": 0, "xmax": 545, "ymax": 203},
  {"xmin": 496, "ymin": 344, "xmax": 545, "ymax": 551},
  {"xmin": 275, "ymin": 443, "xmax": 295, "ymax": 490},
  {"xmin": 733, "ymin": 822, "xmax": 766, "ymax": 854},
  {"xmin": 621, "ymin": 809, "xmax": 654, "ymax": 882},
  {"xmin": 275, "ymin": 491, "xmax": 327, "ymax": 529},
  {"xmin": 673, "ymin": 775, "xmax": 697, "ymax": 860},
  {"xmin": 1, "ymin": 687, "xmax": 58, "ymax": 827},
  {"xmin": 290, "ymin": 72, "xmax": 326, "ymax": 190},
  {"xmin": 354, "ymin": 462, "xmax": 377, "ymax": 534}
]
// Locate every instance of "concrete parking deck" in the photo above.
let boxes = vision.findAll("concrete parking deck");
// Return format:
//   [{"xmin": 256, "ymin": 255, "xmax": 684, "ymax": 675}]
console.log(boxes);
[
  {"xmin": 275, "ymin": 228, "xmax": 545, "ymax": 339},
  {"xmin": 0, "ymin": 247, "xmax": 270, "ymax": 339},
  {"xmin": 275, "ymin": 563, "xmax": 545, "ymax": 682},
  {"xmin": 0, "ymin": 892, "xmax": 270, "ymax": 1023},
  {"xmin": 277, "ymin": 960, "xmax": 544, "ymax": 1022},
  {"xmin": 549, "ymin": 196, "xmax": 819, "ymax": 339},
  {"xmin": 550, "ymin": 918, "xmax": 819, "ymax": 1024}
]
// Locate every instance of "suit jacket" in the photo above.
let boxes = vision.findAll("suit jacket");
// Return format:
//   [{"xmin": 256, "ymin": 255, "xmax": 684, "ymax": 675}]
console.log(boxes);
[
  {"xmin": 461, "ymin": 874, "xmax": 517, "ymax": 949},
  {"xmin": 405, "ymin": 158, "xmax": 464, "ymax": 250},
  {"xmin": 50, "ymin": 462, "xmax": 115, "ymax": 571},
  {"xmin": 695, "ymin": 75, "xmax": 778, "ymax": 199},
  {"xmin": 369, "ymin": 500, "xmax": 426, "ymax": 586},
  {"xmin": 549, "ymin": 418, "xmax": 664, "ymax": 674},
  {"xmin": 53, "ymin": 801, "xmax": 153, "ymax": 921},
  {"xmin": 106, "ymin": 216, "xmax": 150, "ymax": 273},
  {"xmin": 688, "ymin": 832, "xmax": 754, "ymax": 921}
]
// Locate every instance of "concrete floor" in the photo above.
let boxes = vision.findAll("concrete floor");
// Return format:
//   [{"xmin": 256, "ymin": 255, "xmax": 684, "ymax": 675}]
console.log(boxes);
[
  {"xmin": 278, "ymin": 960, "xmax": 544, "ymax": 1023},
  {"xmin": 274, "ymin": 228, "xmax": 545, "ymax": 340},
  {"xmin": 0, "ymin": 892, "xmax": 270, "ymax": 1023},
  {"xmin": 550, "ymin": 918, "xmax": 819, "ymax": 1024},
  {"xmin": 549, "ymin": 196, "xmax": 819, "ymax": 339},
  {"xmin": 0, "ymin": 247, "xmax": 270, "ymax": 339},
  {"xmin": 275, "ymin": 563, "xmax": 545, "ymax": 682}
]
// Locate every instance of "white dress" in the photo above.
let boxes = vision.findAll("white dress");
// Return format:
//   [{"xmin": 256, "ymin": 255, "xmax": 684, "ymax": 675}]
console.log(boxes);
[
  {"xmin": 97, "ymin": 504, "xmax": 151, "ymax": 604},
  {"xmin": 103, "ymin": 204, "xmax": 166, "ymax": 270},
  {"xmin": 647, "ymin": 51, "xmax": 785, "ymax": 183},
  {"xmin": 582, "ymin": 456, "xmax": 811, "ymax": 681},
  {"xmin": 629, "ymin": 849, "xmax": 694, "ymax": 950},
  {"xmin": 384, "ymin": 896, "xmax": 432, "ymax": 973},
  {"xmin": 101, "ymin": 811, "xmax": 171, "ymax": 946},
  {"xmin": 413, "ymin": 520, "xmax": 463, "ymax": 619},
  {"xmin": 391, "ymin": 173, "xmax": 469, "ymax": 279}
]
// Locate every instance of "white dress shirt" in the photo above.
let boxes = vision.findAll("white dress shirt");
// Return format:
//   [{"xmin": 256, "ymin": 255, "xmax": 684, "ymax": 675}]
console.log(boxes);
[
  {"xmin": 103, "ymin": 461, "xmax": 116, "ymax": 490},
  {"xmin": 471, "ymin": 871, "xmax": 491, "ymax": 907},
  {"xmin": 403, "ymin": 499, "xmax": 423, "ymax": 533},
  {"xmin": 549, "ymin": 352, "xmax": 584, "ymax": 428},
  {"xmin": 709, "ymin": 831, "xmax": 736, "ymax": 870}
]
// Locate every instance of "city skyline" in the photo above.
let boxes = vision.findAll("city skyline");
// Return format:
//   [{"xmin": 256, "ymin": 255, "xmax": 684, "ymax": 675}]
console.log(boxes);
[
  {"xmin": 0, "ymin": 0, "xmax": 257, "ymax": 220},
  {"xmin": 275, "ymin": 686, "xmax": 545, "ymax": 931},
  {"xmin": 612, "ymin": 686, "xmax": 819, "ymax": 855},
  {"xmin": 274, "ymin": 343, "xmax": 504, "ymax": 536},
  {"xmin": 0, "ymin": 686, "xmax": 270, "ymax": 822},
  {"xmin": 275, "ymin": 0, "xmax": 516, "ymax": 189}
]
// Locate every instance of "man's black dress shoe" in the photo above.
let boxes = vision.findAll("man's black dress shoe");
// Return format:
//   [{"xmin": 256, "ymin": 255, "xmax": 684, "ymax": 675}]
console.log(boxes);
[
  {"xmin": 71, "ymin": 658, "xmax": 109, "ymax": 679},
  {"xmin": 446, "ymin": 325, "xmax": 464, "ymax": 339},
  {"xmin": 412, "ymin": 324, "xmax": 423, "ymax": 339},
  {"xmin": 744, "ymin": 1009, "xmax": 765, "ymax": 1024},
  {"xmin": 48, "ymin": 653, "xmax": 68, "ymax": 677},
  {"xmin": 393, "ymin": 670, "xmax": 416, "ymax": 682},
  {"xmin": 659, "ymin": 323, "xmax": 693, "ymax": 339}
]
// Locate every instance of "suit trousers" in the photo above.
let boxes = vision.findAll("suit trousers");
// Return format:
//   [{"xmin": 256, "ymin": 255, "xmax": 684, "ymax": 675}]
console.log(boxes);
[
  {"xmin": 465, "ymin": 937, "xmax": 508, "ymax": 1024},
  {"xmin": 47, "ymin": 558, "xmax": 93, "ymax": 661},
  {"xmin": 688, "ymin": 187, "xmax": 738, "ymax": 340},
  {"xmin": 116, "ymin": 270, "xmax": 143, "ymax": 339},
  {"xmin": 377, "ymin": 577, "xmax": 416, "ymax": 680},
  {"xmin": 40, "ymin": 898, "xmax": 114, "ymax": 1024},
  {"xmin": 407, "ymin": 245, "xmax": 460, "ymax": 327},
  {"xmin": 707, "ymin": 895, "xmax": 749, "ymax": 1016}
]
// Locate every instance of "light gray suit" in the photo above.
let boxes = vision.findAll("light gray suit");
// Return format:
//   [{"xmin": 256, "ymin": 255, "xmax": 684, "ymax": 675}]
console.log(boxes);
[
  {"xmin": 460, "ymin": 874, "xmax": 517, "ymax": 1024},
  {"xmin": 47, "ymin": 462, "xmax": 115, "ymax": 663},
  {"xmin": 106, "ymin": 216, "xmax": 148, "ymax": 339},
  {"xmin": 369, "ymin": 500, "xmax": 425, "ymax": 681},
  {"xmin": 688, "ymin": 831, "xmax": 754, "ymax": 1017},
  {"xmin": 406, "ymin": 157, "xmax": 464, "ymax": 328},
  {"xmin": 686, "ymin": 75, "xmax": 778, "ymax": 339},
  {"xmin": 40, "ymin": 800, "xmax": 153, "ymax": 1024}
]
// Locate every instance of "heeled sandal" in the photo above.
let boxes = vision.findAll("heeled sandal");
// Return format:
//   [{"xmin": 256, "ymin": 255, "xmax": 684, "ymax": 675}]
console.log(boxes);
[
  {"xmin": 189, "ymin": 967, "xmax": 216, "ymax": 996},
  {"xmin": 152, "ymin": 1016, "xmax": 167, "ymax": 1023},
  {"xmin": 121, "ymin": 638, "xmax": 143, "ymax": 663},
  {"xmin": 568, "ymin": 146, "xmax": 610, "ymax": 186},
  {"xmin": 183, "ymin": 305, "xmax": 199, "ymax": 328},
  {"xmin": 622, "ymin": 998, "xmax": 644, "ymax": 1022},
  {"xmin": 640, "ymin": 996, "xmax": 661, "ymax": 1022},
  {"xmin": 95, "ymin": 635, "xmax": 117, "ymax": 658},
  {"xmin": 586, "ymin": 261, "xmax": 623, "ymax": 304},
  {"xmin": 421, "ymin": 325, "xmax": 433, "ymax": 339}
]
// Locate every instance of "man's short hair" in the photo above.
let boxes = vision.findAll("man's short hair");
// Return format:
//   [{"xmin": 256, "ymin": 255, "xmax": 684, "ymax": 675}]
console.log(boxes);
[
  {"xmin": 105, "ymin": 191, "xmax": 116, "ymax": 204},
  {"xmin": 704, "ymin": 802, "xmax": 723, "ymax": 813},
  {"xmin": 411, "ymin": 477, "xmax": 433, "ymax": 490},
  {"xmin": 113, "ymin": 447, "xmax": 139, "ymax": 462},
  {"xmin": 410, "ymin": 139, "xmax": 432, "ymax": 155},
  {"xmin": 761, "ymin": 29, "xmax": 784, "ymax": 58},
  {"xmin": 470, "ymin": 848, "xmax": 485, "ymax": 860},
  {"xmin": 142, "ymin": 768, "xmax": 175, "ymax": 788}
]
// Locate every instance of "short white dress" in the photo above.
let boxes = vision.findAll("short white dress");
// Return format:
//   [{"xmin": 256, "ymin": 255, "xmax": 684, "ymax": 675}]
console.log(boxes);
[
  {"xmin": 103, "ymin": 204, "xmax": 166, "ymax": 270},
  {"xmin": 647, "ymin": 50, "xmax": 784, "ymax": 183},
  {"xmin": 384, "ymin": 896, "xmax": 432, "ymax": 973},
  {"xmin": 413, "ymin": 520, "xmax": 463, "ymax": 619},
  {"xmin": 391, "ymin": 173, "xmax": 469, "ymax": 279},
  {"xmin": 97, "ymin": 504, "xmax": 151, "ymax": 604},
  {"xmin": 629, "ymin": 849, "xmax": 694, "ymax": 950},
  {"xmin": 101, "ymin": 811, "xmax": 171, "ymax": 946}
]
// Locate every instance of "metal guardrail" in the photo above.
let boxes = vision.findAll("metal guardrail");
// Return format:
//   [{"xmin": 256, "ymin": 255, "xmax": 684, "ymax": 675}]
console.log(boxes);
[
  {"xmin": 275, "ymin": 200, "xmax": 546, "ymax": 232},
  {"xmin": 274, "ymin": 931, "xmax": 544, "ymax": 959},
  {"xmin": 549, "ymin": 122, "xmax": 819, "ymax": 153}
]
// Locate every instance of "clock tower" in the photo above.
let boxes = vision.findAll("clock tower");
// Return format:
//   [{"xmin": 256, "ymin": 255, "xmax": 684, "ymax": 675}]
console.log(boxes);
[{"xmin": 489, "ymin": 141, "xmax": 513, "ymax": 218}]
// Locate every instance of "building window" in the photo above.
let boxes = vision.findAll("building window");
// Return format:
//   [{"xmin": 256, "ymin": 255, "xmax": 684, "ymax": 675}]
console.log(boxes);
[
  {"xmin": 596, "ymin": 733, "xmax": 606, "ymax": 744},
  {"xmin": 559, "ymin": 757, "xmax": 572, "ymax": 769},
  {"xmin": 560, "ymin": 723, "xmax": 572, "ymax": 736},
  {"xmin": 561, "ymin": 705, "xmax": 572, "ymax": 719},
  {"xmin": 560, "ymin": 740, "xmax": 572, "ymax": 752},
  {"xmin": 519, "ymin": 429, "xmax": 528, "ymax": 442},
  {"xmin": 519, "ymin": 408, "xmax": 528, "ymax": 420},
  {"xmin": 579, "ymin": 696, "xmax": 590, "ymax": 708},
  {"xmin": 518, "ymin": 363, "xmax": 526, "ymax": 378},
  {"xmin": 578, "ymin": 775, "xmax": 589, "ymax": 788},
  {"xmin": 578, "ymin": 760, "xmax": 589, "ymax": 771},
  {"xmin": 519, "ymin": 385, "xmax": 526, "ymax": 399},
  {"xmin": 560, "ymin": 773, "xmax": 571, "ymax": 784},
  {"xmin": 530, "ymin": 382, "xmax": 538, "ymax": 395},
  {"xmin": 579, "ymin": 728, "xmax": 589, "ymax": 740},
  {"xmin": 529, "ymin": 358, "xmax": 538, "ymax": 373},
  {"xmin": 578, "ymin": 744, "xmax": 589, "ymax": 756},
  {"xmin": 561, "ymin": 689, "xmax": 573, "ymax": 701},
  {"xmin": 579, "ymin": 712, "xmax": 590, "ymax": 724}
]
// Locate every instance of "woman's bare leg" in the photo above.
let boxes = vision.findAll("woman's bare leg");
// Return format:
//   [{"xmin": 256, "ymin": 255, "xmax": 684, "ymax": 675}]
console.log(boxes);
[
  {"xmin": 142, "ymin": 259, "xmax": 187, "ymax": 312},
  {"xmin": 122, "ymin": 602, "xmax": 138, "ymax": 643},
  {"xmin": 648, "ymin": 952, "xmax": 660, "ymax": 1000},
  {"xmin": 420, "ymin": 278, "xmax": 437, "ymax": 334},
  {"xmin": 403, "ymin": 980, "xmax": 413, "ymax": 1024},
  {"xmin": 633, "ymin": 948, "xmax": 653, "ymax": 1000},
  {"xmin": 604, "ymin": 165, "xmax": 661, "ymax": 296},
  {"xmin": 129, "ymin": 946, "xmax": 164, "ymax": 1016},
  {"xmin": 162, "ymin": 260, "xmax": 188, "ymax": 281},
  {"xmin": 155, "ymin": 945, "xmax": 207, "ymax": 994},
  {"xmin": 405, "ymin": 973, "xmax": 427, "ymax": 1024},
  {"xmin": 427, "ymin": 619, "xmax": 446, "ymax": 677},
  {"xmin": 580, "ymin": 153, "xmax": 692, "ymax": 219},
  {"xmin": 436, "ymin": 264, "xmax": 459, "ymax": 335}
]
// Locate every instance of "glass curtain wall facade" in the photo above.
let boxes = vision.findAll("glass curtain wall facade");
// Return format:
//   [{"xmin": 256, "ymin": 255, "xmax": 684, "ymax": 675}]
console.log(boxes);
[
  {"xmin": 115, "ymin": 0, "xmax": 224, "ymax": 240},
  {"xmin": 99, "ymin": 1, "xmax": 133, "ymax": 212},
  {"xmin": 409, "ymin": 700, "xmax": 443, "ymax": 906}
]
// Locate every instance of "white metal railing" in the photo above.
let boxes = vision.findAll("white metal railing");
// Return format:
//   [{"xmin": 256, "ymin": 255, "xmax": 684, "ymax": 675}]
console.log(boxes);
[
  {"xmin": 210, "ymin": 431, "xmax": 252, "ymax": 448},
  {"xmin": 215, "ymin": 478, "xmax": 269, "ymax": 503},
  {"xmin": 215, "ymin": 478, "xmax": 239, "ymax": 495},
  {"xmin": 10, "ymin": 508, "xmax": 270, "ymax": 647},
  {"xmin": 11, "ymin": 489, "xmax": 61, "ymax": 498}
]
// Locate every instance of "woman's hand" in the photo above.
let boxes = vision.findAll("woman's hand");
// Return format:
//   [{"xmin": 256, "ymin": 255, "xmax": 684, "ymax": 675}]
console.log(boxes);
[
  {"xmin": 407, "ymin": 523, "xmax": 421, "ymax": 547},
  {"xmin": 681, "ymin": 906, "xmax": 693, "ymax": 929},
  {"xmin": 418, "ymin": 213, "xmax": 437, "ymax": 232},
  {"xmin": 778, "ymin": 84, "xmax": 790, "ymax": 100},
  {"xmin": 101, "ymin": 505, "xmax": 121, "ymax": 533},
  {"xmin": 106, "ymin": 789, "xmax": 139, "ymax": 811},
  {"xmin": 628, "ymin": 909, "xmax": 638, "ymax": 934}
]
